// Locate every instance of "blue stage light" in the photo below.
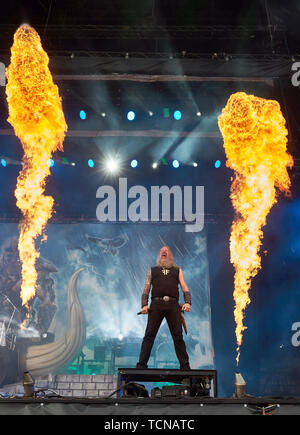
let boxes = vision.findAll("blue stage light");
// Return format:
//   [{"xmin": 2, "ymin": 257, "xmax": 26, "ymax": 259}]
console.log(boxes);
[
  {"xmin": 79, "ymin": 110, "xmax": 86, "ymax": 120},
  {"xmin": 131, "ymin": 159, "xmax": 138, "ymax": 168},
  {"xmin": 88, "ymin": 159, "xmax": 94, "ymax": 168},
  {"xmin": 1, "ymin": 158, "xmax": 6, "ymax": 167},
  {"xmin": 172, "ymin": 159, "xmax": 180, "ymax": 168},
  {"xmin": 215, "ymin": 160, "xmax": 221, "ymax": 168},
  {"xmin": 47, "ymin": 159, "xmax": 54, "ymax": 167},
  {"xmin": 173, "ymin": 110, "xmax": 182, "ymax": 120},
  {"xmin": 127, "ymin": 111, "xmax": 136, "ymax": 121}
]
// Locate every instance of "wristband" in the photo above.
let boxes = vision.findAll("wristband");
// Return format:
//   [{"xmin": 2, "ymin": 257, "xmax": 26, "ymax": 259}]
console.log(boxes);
[{"xmin": 183, "ymin": 291, "xmax": 191, "ymax": 305}]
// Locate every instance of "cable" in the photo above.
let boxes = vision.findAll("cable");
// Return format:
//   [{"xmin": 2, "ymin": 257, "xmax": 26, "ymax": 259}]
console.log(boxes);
[
  {"xmin": 33, "ymin": 388, "xmax": 62, "ymax": 398},
  {"xmin": 43, "ymin": 0, "xmax": 55, "ymax": 38},
  {"xmin": 104, "ymin": 381, "xmax": 149, "ymax": 399}
]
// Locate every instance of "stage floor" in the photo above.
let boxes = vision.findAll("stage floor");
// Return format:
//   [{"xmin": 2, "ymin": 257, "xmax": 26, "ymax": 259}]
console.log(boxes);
[{"xmin": 0, "ymin": 396, "xmax": 300, "ymax": 415}]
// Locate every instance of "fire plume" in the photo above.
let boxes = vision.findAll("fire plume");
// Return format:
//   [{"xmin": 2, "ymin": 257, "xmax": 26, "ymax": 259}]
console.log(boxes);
[
  {"xmin": 218, "ymin": 92, "xmax": 293, "ymax": 365},
  {"xmin": 6, "ymin": 25, "xmax": 67, "ymax": 310}
]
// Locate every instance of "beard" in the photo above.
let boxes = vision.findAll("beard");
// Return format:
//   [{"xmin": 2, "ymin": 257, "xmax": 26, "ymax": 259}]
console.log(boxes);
[{"xmin": 157, "ymin": 256, "xmax": 175, "ymax": 269}]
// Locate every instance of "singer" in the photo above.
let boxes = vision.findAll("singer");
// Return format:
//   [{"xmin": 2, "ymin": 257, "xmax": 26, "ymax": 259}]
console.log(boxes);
[{"xmin": 136, "ymin": 246, "xmax": 191, "ymax": 370}]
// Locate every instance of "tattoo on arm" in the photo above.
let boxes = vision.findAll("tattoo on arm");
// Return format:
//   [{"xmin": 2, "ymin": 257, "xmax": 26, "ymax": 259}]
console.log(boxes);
[
  {"xmin": 179, "ymin": 268, "xmax": 191, "ymax": 305},
  {"xmin": 143, "ymin": 269, "xmax": 151, "ymax": 296},
  {"xmin": 141, "ymin": 269, "xmax": 151, "ymax": 307}
]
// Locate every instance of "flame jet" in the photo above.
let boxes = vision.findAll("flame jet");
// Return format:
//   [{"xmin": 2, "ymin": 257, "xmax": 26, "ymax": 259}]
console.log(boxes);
[
  {"xmin": 6, "ymin": 25, "xmax": 67, "ymax": 310},
  {"xmin": 218, "ymin": 92, "xmax": 293, "ymax": 365}
]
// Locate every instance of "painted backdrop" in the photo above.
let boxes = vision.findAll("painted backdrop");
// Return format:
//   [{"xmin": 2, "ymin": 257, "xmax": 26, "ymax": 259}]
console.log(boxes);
[{"xmin": 0, "ymin": 222, "xmax": 214, "ymax": 387}]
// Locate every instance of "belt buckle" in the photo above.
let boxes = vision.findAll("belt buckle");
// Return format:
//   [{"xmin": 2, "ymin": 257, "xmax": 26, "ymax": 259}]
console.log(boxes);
[{"xmin": 163, "ymin": 296, "xmax": 170, "ymax": 302}]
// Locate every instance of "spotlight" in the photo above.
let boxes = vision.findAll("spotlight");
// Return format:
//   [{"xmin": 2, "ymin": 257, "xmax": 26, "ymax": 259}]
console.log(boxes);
[
  {"xmin": 47, "ymin": 159, "xmax": 54, "ymax": 167},
  {"xmin": 1, "ymin": 158, "xmax": 6, "ymax": 167},
  {"xmin": 193, "ymin": 162, "xmax": 198, "ymax": 167},
  {"xmin": 214, "ymin": 160, "xmax": 221, "ymax": 168},
  {"xmin": 173, "ymin": 110, "xmax": 182, "ymax": 120},
  {"xmin": 40, "ymin": 331, "xmax": 55, "ymax": 344},
  {"xmin": 101, "ymin": 112, "xmax": 106, "ymax": 117},
  {"xmin": 152, "ymin": 162, "xmax": 158, "ymax": 169},
  {"xmin": 105, "ymin": 158, "xmax": 119, "ymax": 173},
  {"xmin": 196, "ymin": 111, "xmax": 201, "ymax": 117},
  {"xmin": 148, "ymin": 111, "xmax": 153, "ymax": 116},
  {"xmin": 118, "ymin": 333, "xmax": 123, "ymax": 341},
  {"xmin": 127, "ymin": 111, "xmax": 135, "ymax": 121},
  {"xmin": 88, "ymin": 159, "xmax": 94, "ymax": 168},
  {"xmin": 163, "ymin": 108, "xmax": 170, "ymax": 118},
  {"xmin": 131, "ymin": 159, "xmax": 138, "ymax": 168},
  {"xmin": 79, "ymin": 110, "xmax": 86, "ymax": 120},
  {"xmin": 172, "ymin": 160, "xmax": 180, "ymax": 168}
]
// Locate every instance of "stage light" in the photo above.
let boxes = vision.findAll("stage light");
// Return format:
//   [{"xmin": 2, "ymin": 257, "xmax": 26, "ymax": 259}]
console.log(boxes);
[
  {"xmin": 47, "ymin": 159, "xmax": 54, "ymax": 167},
  {"xmin": 131, "ymin": 159, "xmax": 138, "ymax": 168},
  {"xmin": 127, "ymin": 111, "xmax": 135, "ymax": 121},
  {"xmin": 163, "ymin": 108, "xmax": 170, "ymax": 118},
  {"xmin": 152, "ymin": 162, "xmax": 158, "ymax": 169},
  {"xmin": 172, "ymin": 160, "xmax": 180, "ymax": 168},
  {"xmin": 105, "ymin": 158, "xmax": 119, "ymax": 173},
  {"xmin": 214, "ymin": 160, "xmax": 221, "ymax": 168},
  {"xmin": 148, "ymin": 111, "xmax": 153, "ymax": 116},
  {"xmin": 40, "ymin": 331, "xmax": 55, "ymax": 344},
  {"xmin": 79, "ymin": 110, "xmax": 86, "ymax": 120},
  {"xmin": 88, "ymin": 159, "xmax": 94, "ymax": 168},
  {"xmin": 196, "ymin": 111, "xmax": 202, "ymax": 117},
  {"xmin": 173, "ymin": 110, "xmax": 182, "ymax": 120},
  {"xmin": 101, "ymin": 112, "xmax": 106, "ymax": 117},
  {"xmin": 193, "ymin": 162, "xmax": 198, "ymax": 167},
  {"xmin": 1, "ymin": 158, "xmax": 6, "ymax": 167},
  {"xmin": 118, "ymin": 333, "xmax": 123, "ymax": 341}
]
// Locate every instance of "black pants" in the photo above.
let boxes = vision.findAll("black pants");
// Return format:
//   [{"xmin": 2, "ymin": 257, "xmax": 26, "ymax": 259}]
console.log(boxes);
[{"xmin": 137, "ymin": 299, "xmax": 190, "ymax": 370}]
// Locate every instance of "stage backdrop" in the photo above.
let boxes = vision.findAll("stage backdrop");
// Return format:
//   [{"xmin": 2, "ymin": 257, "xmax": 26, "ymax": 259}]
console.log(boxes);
[{"xmin": 0, "ymin": 221, "xmax": 214, "ymax": 387}]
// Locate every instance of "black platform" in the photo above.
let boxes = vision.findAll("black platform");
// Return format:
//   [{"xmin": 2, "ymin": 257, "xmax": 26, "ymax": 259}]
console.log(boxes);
[
  {"xmin": 117, "ymin": 368, "xmax": 218, "ymax": 398},
  {"xmin": 1, "ymin": 396, "xmax": 300, "ymax": 415}
]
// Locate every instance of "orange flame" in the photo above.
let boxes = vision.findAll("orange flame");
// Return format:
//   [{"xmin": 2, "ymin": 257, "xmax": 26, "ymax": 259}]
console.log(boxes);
[
  {"xmin": 218, "ymin": 92, "xmax": 293, "ymax": 365},
  {"xmin": 6, "ymin": 25, "xmax": 67, "ymax": 310}
]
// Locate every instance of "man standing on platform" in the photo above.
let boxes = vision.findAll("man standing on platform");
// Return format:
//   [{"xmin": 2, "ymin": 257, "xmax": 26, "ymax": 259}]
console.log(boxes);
[{"xmin": 136, "ymin": 246, "xmax": 191, "ymax": 370}]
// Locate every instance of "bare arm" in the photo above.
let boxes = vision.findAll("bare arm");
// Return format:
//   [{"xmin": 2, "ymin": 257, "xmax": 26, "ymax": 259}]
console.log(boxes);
[{"xmin": 179, "ymin": 268, "xmax": 191, "ymax": 312}]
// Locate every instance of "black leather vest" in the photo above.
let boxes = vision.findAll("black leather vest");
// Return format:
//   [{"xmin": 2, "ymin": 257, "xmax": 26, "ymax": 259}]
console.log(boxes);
[{"xmin": 151, "ymin": 266, "xmax": 179, "ymax": 300}]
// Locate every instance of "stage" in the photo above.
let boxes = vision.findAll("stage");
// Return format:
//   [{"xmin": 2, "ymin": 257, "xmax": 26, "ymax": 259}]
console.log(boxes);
[
  {"xmin": 1, "ymin": 2, "xmax": 300, "ymax": 416},
  {"xmin": 0, "ymin": 396, "xmax": 300, "ymax": 416},
  {"xmin": 1, "ymin": 369, "xmax": 300, "ymax": 416}
]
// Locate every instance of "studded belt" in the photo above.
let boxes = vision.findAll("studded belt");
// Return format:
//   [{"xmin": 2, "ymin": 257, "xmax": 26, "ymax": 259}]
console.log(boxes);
[{"xmin": 152, "ymin": 296, "xmax": 177, "ymax": 302}]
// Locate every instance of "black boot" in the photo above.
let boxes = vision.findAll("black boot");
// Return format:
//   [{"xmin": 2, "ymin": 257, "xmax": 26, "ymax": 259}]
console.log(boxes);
[{"xmin": 136, "ymin": 362, "xmax": 148, "ymax": 369}]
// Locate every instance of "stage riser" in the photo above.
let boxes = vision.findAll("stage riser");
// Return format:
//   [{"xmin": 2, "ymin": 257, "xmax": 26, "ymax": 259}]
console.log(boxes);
[
  {"xmin": 0, "ymin": 374, "xmax": 118, "ymax": 399},
  {"xmin": 0, "ymin": 402, "xmax": 300, "ymax": 415}
]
